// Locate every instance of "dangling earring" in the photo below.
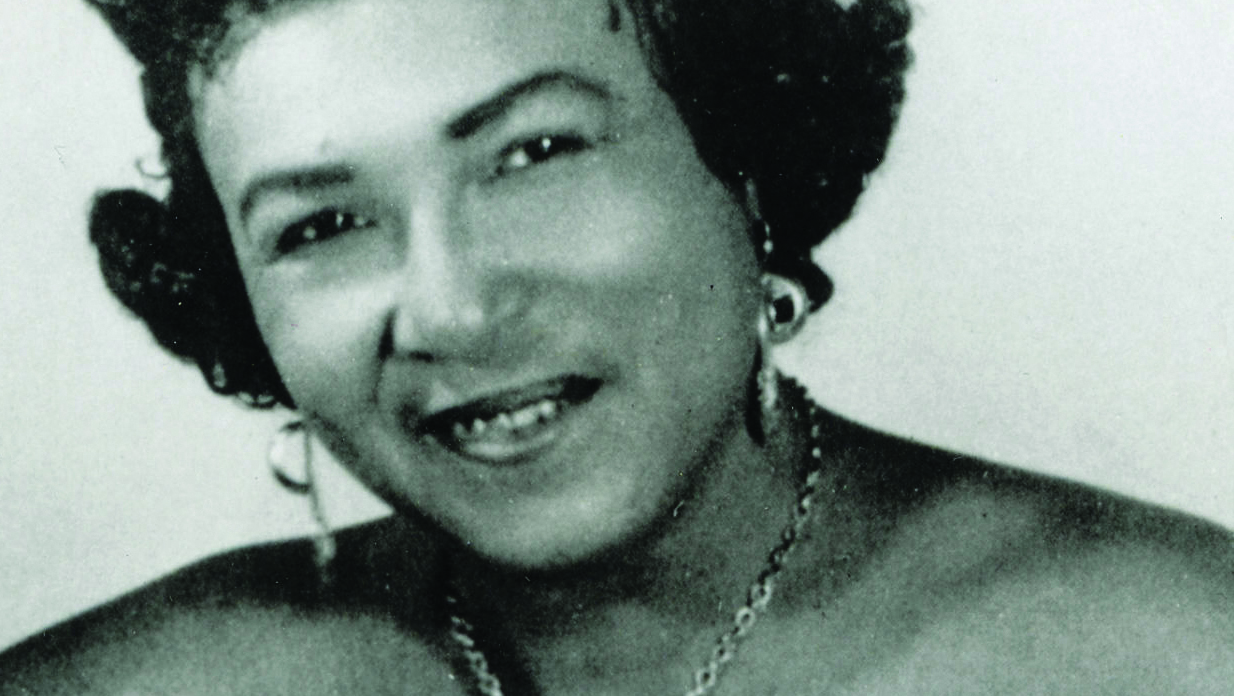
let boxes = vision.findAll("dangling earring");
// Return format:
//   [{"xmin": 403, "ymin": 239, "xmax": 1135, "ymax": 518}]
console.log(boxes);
[
  {"xmin": 745, "ymin": 178, "xmax": 808, "ymax": 436},
  {"xmin": 757, "ymin": 307, "xmax": 780, "ymax": 418},
  {"xmin": 268, "ymin": 420, "xmax": 337, "ymax": 586},
  {"xmin": 757, "ymin": 273, "xmax": 809, "ymax": 436}
]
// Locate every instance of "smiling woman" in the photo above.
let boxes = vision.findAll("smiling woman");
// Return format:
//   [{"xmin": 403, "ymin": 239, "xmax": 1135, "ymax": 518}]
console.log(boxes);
[
  {"xmin": 3, "ymin": 0, "xmax": 1234, "ymax": 694},
  {"xmin": 198, "ymin": 0, "xmax": 771, "ymax": 567}
]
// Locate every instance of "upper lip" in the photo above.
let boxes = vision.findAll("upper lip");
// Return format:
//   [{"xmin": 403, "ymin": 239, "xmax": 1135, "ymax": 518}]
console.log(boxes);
[{"xmin": 407, "ymin": 374, "xmax": 603, "ymax": 438}]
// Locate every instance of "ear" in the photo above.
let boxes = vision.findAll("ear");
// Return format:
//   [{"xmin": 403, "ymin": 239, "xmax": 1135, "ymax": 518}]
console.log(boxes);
[{"xmin": 742, "ymin": 178, "xmax": 776, "ymax": 261}]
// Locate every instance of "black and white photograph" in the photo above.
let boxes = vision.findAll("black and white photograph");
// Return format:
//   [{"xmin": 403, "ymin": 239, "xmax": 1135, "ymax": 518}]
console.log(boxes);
[{"xmin": 3, "ymin": 0, "xmax": 1233, "ymax": 693}]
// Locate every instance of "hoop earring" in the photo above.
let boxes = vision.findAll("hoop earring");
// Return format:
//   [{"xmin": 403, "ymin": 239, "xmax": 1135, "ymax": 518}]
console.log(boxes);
[{"xmin": 269, "ymin": 420, "xmax": 336, "ymax": 586}]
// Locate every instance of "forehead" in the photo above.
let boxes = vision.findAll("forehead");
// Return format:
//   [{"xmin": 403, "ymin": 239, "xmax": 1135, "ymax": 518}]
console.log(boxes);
[
  {"xmin": 193, "ymin": 0, "xmax": 641, "ymax": 194},
  {"xmin": 205, "ymin": 0, "xmax": 622, "ymax": 69}
]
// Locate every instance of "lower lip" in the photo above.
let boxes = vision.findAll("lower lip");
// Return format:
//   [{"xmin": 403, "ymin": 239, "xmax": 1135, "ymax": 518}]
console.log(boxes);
[{"xmin": 431, "ymin": 387, "xmax": 600, "ymax": 465}]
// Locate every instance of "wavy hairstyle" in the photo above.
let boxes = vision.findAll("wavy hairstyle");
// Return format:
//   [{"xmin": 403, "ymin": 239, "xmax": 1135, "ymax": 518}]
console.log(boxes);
[{"xmin": 84, "ymin": 0, "xmax": 912, "ymax": 408}]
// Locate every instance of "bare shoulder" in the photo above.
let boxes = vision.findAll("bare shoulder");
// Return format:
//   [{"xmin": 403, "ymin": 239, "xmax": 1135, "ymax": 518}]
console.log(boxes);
[
  {"xmin": 914, "ymin": 484, "xmax": 1229, "ymax": 693},
  {"xmin": 0, "ymin": 518, "xmax": 462, "ymax": 696},
  {"xmin": 827, "ymin": 424, "xmax": 1234, "ymax": 695}
]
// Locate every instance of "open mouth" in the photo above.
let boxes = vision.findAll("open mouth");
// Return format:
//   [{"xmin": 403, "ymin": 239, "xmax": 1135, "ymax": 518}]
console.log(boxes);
[{"xmin": 414, "ymin": 375, "xmax": 603, "ymax": 462}]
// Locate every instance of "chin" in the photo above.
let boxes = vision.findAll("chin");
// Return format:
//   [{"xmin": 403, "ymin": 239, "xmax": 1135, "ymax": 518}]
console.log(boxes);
[{"xmin": 448, "ymin": 484, "xmax": 689, "ymax": 581}]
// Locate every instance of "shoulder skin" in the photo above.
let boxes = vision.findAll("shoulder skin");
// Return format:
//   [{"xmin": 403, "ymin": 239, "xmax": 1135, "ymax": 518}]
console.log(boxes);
[
  {"xmin": 0, "ymin": 519, "xmax": 465, "ymax": 696},
  {"xmin": 805, "ymin": 416, "xmax": 1234, "ymax": 695}
]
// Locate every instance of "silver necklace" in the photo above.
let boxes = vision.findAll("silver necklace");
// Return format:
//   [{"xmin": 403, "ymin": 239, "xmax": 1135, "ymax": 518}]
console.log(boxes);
[{"xmin": 446, "ymin": 387, "xmax": 828, "ymax": 696}]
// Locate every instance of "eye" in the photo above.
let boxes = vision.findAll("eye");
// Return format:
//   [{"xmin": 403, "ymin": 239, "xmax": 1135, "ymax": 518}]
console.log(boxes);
[
  {"xmin": 496, "ymin": 134, "xmax": 590, "ymax": 177},
  {"xmin": 275, "ymin": 209, "xmax": 375, "ymax": 255}
]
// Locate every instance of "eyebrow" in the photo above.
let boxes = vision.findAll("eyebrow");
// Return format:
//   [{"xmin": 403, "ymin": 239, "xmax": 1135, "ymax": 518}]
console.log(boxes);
[
  {"xmin": 237, "ymin": 71, "xmax": 614, "ymax": 225},
  {"xmin": 239, "ymin": 165, "xmax": 355, "ymax": 226},
  {"xmin": 445, "ymin": 70, "xmax": 614, "ymax": 139}
]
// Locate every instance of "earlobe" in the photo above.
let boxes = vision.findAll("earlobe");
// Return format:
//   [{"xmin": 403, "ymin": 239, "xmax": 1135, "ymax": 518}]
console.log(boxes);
[{"xmin": 749, "ymin": 179, "xmax": 809, "ymax": 344}]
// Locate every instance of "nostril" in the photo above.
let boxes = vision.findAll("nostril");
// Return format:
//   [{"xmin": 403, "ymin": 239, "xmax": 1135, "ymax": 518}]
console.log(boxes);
[
  {"xmin": 408, "ymin": 350, "xmax": 436, "ymax": 363},
  {"xmin": 383, "ymin": 265, "xmax": 540, "ymax": 365}
]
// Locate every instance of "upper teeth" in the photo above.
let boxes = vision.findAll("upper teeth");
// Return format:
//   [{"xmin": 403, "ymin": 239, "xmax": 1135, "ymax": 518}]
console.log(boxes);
[{"xmin": 450, "ymin": 398, "xmax": 561, "ymax": 440}]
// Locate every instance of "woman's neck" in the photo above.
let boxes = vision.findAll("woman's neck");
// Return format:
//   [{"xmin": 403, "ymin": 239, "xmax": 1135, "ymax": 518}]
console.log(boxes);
[{"xmin": 443, "ymin": 401, "xmax": 815, "ymax": 691}]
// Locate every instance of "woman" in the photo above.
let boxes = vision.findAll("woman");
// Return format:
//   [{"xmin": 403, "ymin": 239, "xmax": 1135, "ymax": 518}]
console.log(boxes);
[{"xmin": 3, "ymin": 0, "xmax": 1232, "ymax": 693}]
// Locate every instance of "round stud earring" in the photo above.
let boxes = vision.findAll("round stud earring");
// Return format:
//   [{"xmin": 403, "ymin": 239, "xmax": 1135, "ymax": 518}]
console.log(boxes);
[
  {"xmin": 761, "ymin": 274, "xmax": 809, "ymax": 344},
  {"xmin": 755, "ymin": 273, "xmax": 809, "ymax": 437}
]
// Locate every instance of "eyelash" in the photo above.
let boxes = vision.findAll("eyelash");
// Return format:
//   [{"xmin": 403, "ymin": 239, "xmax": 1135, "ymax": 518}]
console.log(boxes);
[
  {"xmin": 270, "ymin": 134, "xmax": 592, "ymax": 255},
  {"xmin": 276, "ymin": 210, "xmax": 375, "ymax": 255},
  {"xmin": 496, "ymin": 133, "xmax": 590, "ymax": 177}
]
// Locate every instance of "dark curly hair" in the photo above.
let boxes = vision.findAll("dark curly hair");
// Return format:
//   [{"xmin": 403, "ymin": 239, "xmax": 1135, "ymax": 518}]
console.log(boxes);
[{"xmin": 84, "ymin": 0, "xmax": 912, "ymax": 408}]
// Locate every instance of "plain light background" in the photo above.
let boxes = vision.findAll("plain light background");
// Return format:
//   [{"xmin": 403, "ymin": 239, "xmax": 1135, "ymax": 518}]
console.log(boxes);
[{"xmin": 2, "ymin": 0, "xmax": 1232, "ymax": 650}]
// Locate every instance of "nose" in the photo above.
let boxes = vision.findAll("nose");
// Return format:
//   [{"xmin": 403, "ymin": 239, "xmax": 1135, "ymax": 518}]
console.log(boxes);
[{"xmin": 385, "ymin": 200, "xmax": 524, "ymax": 364}]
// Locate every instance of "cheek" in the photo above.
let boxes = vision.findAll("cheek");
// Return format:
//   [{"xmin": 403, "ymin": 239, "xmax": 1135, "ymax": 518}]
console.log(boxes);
[
  {"xmin": 591, "ymin": 165, "xmax": 759, "ymax": 341},
  {"xmin": 475, "ymin": 149, "xmax": 757, "ymax": 301},
  {"xmin": 245, "ymin": 273, "xmax": 390, "ymax": 410}
]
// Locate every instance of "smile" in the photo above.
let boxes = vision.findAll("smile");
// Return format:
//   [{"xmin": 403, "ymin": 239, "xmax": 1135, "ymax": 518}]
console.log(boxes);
[{"xmin": 415, "ymin": 376, "xmax": 602, "ymax": 463}]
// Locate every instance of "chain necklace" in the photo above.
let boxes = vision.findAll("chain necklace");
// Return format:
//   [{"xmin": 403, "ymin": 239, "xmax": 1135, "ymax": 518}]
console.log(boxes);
[{"xmin": 445, "ymin": 382, "xmax": 828, "ymax": 696}]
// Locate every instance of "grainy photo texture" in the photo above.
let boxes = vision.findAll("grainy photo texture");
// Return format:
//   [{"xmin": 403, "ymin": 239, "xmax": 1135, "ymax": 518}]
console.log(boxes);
[{"xmin": 2, "ymin": 0, "xmax": 1232, "ymax": 694}]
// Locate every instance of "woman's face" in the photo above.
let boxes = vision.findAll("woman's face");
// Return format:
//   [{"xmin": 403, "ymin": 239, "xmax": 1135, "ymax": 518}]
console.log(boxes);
[{"xmin": 195, "ymin": 0, "xmax": 763, "ymax": 567}]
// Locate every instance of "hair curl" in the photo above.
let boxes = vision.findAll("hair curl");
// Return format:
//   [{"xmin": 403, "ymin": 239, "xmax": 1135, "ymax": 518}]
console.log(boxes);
[{"xmin": 84, "ymin": 0, "xmax": 911, "ymax": 408}]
